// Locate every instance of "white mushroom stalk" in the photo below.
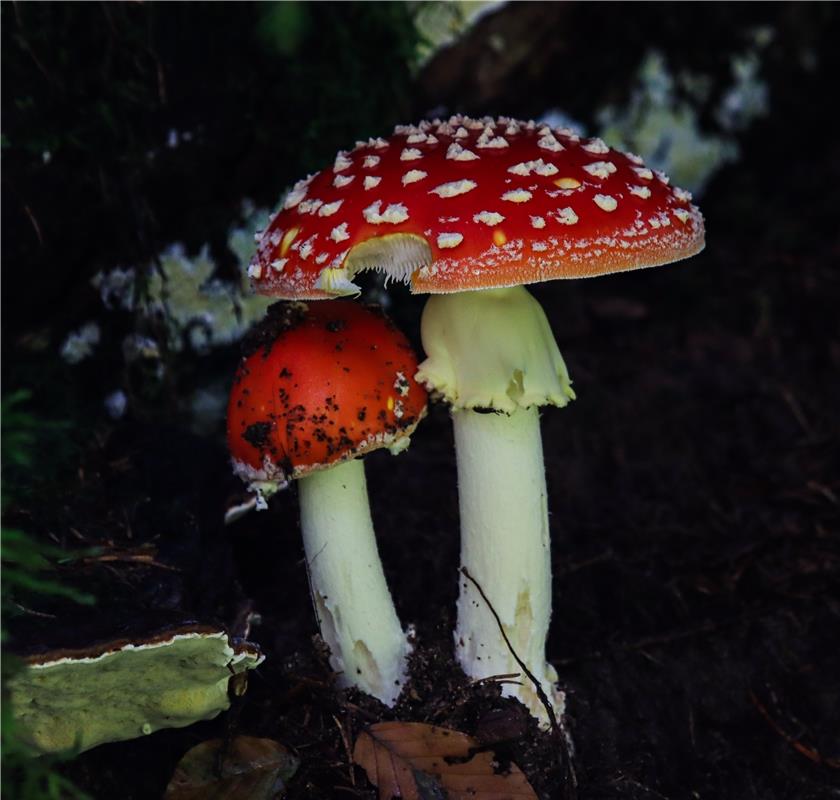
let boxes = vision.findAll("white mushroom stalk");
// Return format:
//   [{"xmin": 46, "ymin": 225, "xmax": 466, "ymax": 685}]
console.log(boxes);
[
  {"xmin": 297, "ymin": 458, "xmax": 412, "ymax": 706},
  {"xmin": 416, "ymin": 285, "xmax": 574, "ymax": 725}
]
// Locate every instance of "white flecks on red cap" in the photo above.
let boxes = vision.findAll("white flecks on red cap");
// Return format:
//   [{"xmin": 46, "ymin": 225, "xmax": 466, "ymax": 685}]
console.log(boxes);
[
  {"xmin": 594, "ymin": 194, "xmax": 618, "ymax": 212},
  {"xmin": 364, "ymin": 201, "xmax": 410, "ymax": 225},
  {"xmin": 333, "ymin": 152, "xmax": 352, "ymax": 173},
  {"xmin": 556, "ymin": 126, "xmax": 581, "ymax": 142},
  {"xmin": 298, "ymin": 236, "xmax": 317, "ymax": 260},
  {"xmin": 474, "ymin": 211, "xmax": 505, "ymax": 226},
  {"xmin": 509, "ymin": 159, "xmax": 559, "ymax": 177},
  {"xmin": 402, "ymin": 170, "xmax": 428, "ymax": 186},
  {"xmin": 437, "ymin": 232, "xmax": 464, "ymax": 249},
  {"xmin": 431, "ymin": 179, "xmax": 477, "ymax": 198},
  {"xmin": 502, "ymin": 189, "xmax": 532, "ymax": 203},
  {"xmin": 582, "ymin": 138, "xmax": 610, "ymax": 155},
  {"xmin": 583, "ymin": 161, "xmax": 617, "ymax": 179},
  {"xmin": 283, "ymin": 177, "xmax": 312, "ymax": 210},
  {"xmin": 249, "ymin": 115, "xmax": 705, "ymax": 298},
  {"xmin": 447, "ymin": 142, "xmax": 480, "ymax": 161},
  {"xmin": 330, "ymin": 223, "xmax": 350, "ymax": 242},
  {"xmin": 554, "ymin": 207, "xmax": 579, "ymax": 225},
  {"xmin": 537, "ymin": 134, "xmax": 564, "ymax": 152},
  {"xmin": 298, "ymin": 198, "xmax": 323, "ymax": 215},
  {"xmin": 318, "ymin": 200, "xmax": 343, "ymax": 217},
  {"xmin": 476, "ymin": 127, "xmax": 509, "ymax": 149}
]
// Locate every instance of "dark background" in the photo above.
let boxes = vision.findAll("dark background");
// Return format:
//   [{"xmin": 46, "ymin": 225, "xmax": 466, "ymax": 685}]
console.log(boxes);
[{"xmin": 3, "ymin": 3, "xmax": 839, "ymax": 799}]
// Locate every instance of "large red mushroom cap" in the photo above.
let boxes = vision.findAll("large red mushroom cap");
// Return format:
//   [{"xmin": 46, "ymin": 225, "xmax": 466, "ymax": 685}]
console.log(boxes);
[
  {"xmin": 227, "ymin": 301, "xmax": 427, "ymax": 489},
  {"xmin": 249, "ymin": 115, "xmax": 705, "ymax": 298}
]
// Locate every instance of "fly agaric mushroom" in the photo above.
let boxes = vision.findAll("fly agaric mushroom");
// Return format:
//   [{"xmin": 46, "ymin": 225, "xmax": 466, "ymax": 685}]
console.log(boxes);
[
  {"xmin": 247, "ymin": 115, "xmax": 705, "ymax": 723},
  {"xmin": 227, "ymin": 301, "xmax": 427, "ymax": 706}
]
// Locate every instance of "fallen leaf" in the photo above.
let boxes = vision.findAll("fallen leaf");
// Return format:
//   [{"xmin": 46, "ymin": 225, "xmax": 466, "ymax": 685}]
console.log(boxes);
[
  {"xmin": 164, "ymin": 736, "xmax": 299, "ymax": 800},
  {"xmin": 353, "ymin": 721, "xmax": 537, "ymax": 800}
]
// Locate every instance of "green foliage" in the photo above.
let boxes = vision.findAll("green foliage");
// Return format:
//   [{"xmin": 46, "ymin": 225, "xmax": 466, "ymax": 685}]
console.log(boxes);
[
  {"xmin": 2, "ymin": 391, "xmax": 38, "ymax": 468},
  {"xmin": 1, "ymin": 528, "xmax": 94, "ymax": 612},
  {"xmin": 257, "ymin": 1, "xmax": 312, "ymax": 57},
  {"xmin": 2, "ymin": 392, "xmax": 92, "ymax": 800},
  {"xmin": 0, "ymin": 390, "xmax": 75, "ymax": 500}
]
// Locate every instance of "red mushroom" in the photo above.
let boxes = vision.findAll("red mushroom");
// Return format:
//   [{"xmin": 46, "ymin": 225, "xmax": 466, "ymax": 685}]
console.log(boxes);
[
  {"xmin": 228, "ymin": 301, "xmax": 427, "ymax": 705},
  {"xmin": 248, "ymin": 115, "xmax": 705, "ymax": 724}
]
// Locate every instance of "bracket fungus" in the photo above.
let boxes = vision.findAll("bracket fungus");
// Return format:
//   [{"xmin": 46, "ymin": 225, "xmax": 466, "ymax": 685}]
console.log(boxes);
[
  {"xmin": 8, "ymin": 623, "xmax": 263, "ymax": 754},
  {"xmin": 248, "ymin": 115, "xmax": 705, "ymax": 724},
  {"xmin": 227, "ymin": 301, "xmax": 427, "ymax": 706}
]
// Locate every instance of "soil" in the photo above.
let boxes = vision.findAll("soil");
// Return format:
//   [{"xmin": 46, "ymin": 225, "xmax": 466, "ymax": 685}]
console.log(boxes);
[{"xmin": 3, "ymin": 4, "xmax": 840, "ymax": 799}]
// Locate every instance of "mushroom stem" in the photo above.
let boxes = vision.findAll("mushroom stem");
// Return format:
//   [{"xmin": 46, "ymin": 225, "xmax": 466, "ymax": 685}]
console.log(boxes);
[
  {"xmin": 452, "ymin": 406, "xmax": 562, "ymax": 723},
  {"xmin": 416, "ymin": 285, "xmax": 574, "ymax": 726},
  {"xmin": 297, "ymin": 457, "xmax": 411, "ymax": 706}
]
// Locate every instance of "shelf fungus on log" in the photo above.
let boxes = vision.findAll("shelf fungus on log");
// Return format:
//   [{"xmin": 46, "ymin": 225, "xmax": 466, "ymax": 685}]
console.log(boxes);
[{"xmin": 8, "ymin": 623, "xmax": 263, "ymax": 755}]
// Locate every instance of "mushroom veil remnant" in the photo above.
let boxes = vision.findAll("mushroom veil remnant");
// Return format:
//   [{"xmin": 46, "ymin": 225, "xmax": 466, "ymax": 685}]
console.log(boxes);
[
  {"xmin": 227, "ymin": 301, "xmax": 427, "ymax": 706},
  {"xmin": 248, "ymin": 115, "xmax": 705, "ymax": 724}
]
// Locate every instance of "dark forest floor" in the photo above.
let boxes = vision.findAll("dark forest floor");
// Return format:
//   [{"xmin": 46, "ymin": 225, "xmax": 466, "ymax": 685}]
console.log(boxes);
[{"xmin": 3, "ymin": 4, "xmax": 840, "ymax": 799}]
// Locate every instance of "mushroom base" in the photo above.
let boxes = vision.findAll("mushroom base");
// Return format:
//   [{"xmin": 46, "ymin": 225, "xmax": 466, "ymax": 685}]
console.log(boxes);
[
  {"xmin": 298, "ymin": 458, "xmax": 412, "ymax": 707},
  {"xmin": 452, "ymin": 406, "xmax": 564, "ymax": 726}
]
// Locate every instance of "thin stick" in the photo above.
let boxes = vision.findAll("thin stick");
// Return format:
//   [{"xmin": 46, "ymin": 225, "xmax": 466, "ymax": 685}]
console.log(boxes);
[
  {"xmin": 749, "ymin": 690, "xmax": 840, "ymax": 769},
  {"xmin": 460, "ymin": 567, "xmax": 578, "ymax": 794},
  {"xmin": 460, "ymin": 567, "xmax": 559, "ymax": 735}
]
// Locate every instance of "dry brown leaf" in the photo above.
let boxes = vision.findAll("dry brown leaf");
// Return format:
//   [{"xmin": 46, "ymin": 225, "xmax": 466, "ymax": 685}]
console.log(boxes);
[
  {"xmin": 353, "ymin": 721, "xmax": 537, "ymax": 800},
  {"xmin": 164, "ymin": 736, "xmax": 299, "ymax": 800}
]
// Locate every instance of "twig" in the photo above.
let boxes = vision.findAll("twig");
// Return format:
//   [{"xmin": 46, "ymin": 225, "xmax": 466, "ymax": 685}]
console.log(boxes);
[
  {"xmin": 749, "ymin": 690, "xmax": 840, "ymax": 769},
  {"xmin": 460, "ymin": 567, "xmax": 578, "ymax": 794},
  {"xmin": 459, "ymin": 567, "xmax": 560, "ymax": 736},
  {"xmin": 332, "ymin": 714, "xmax": 356, "ymax": 786},
  {"xmin": 778, "ymin": 385, "xmax": 813, "ymax": 437},
  {"xmin": 22, "ymin": 204, "xmax": 45, "ymax": 246},
  {"xmin": 468, "ymin": 672, "xmax": 522, "ymax": 686}
]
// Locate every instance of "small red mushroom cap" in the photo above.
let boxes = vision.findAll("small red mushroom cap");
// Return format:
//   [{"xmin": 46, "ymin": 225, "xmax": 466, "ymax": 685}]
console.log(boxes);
[
  {"xmin": 249, "ymin": 115, "xmax": 705, "ymax": 297},
  {"xmin": 227, "ymin": 301, "xmax": 427, "ymax": 488}
]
